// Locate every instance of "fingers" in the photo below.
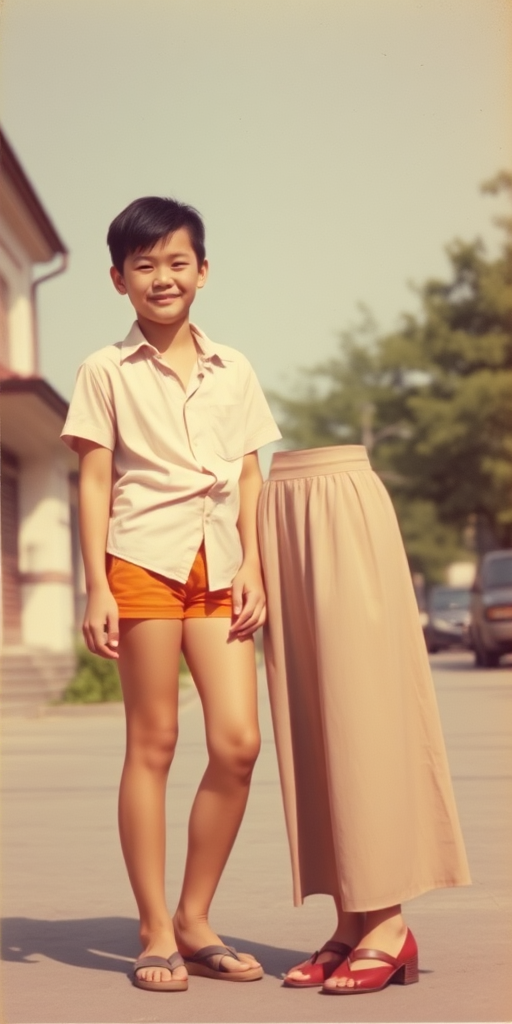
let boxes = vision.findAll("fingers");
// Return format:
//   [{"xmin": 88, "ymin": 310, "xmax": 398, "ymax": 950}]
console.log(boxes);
[
  {"xmin": 229, "ymin": 590, "xmax": 266, "ymax": 640},
  {"xmin": 82, "ymin": 603, "xmax": 120, "ymax": 660},
  {"xmin": 231, "ymin": 578, "xmax": 244, "ymax": 619},
  {"xmin": 83, "ymin": 622, "xmax": 120, "ymax": 659},
  {"xmin": 106, "ymin": 608, "xmax": 120, "ymax": 653}
]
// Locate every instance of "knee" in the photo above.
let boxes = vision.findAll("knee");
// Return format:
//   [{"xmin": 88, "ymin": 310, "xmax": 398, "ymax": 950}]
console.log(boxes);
[
  {"xmin": 127, "ymin": 721, "xmax": 179, "ymax": 773},
  {"xmin": 210, "ymin": 728, "xmax": 261, "ymax": 781}
]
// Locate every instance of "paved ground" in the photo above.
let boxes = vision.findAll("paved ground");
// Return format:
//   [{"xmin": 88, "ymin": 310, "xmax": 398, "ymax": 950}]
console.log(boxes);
[{"xmin": 1, "ymin": 651, "xmax": 511, "ymax": 1024}]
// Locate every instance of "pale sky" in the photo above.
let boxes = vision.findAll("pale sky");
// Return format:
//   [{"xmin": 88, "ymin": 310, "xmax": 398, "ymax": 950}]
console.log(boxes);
[{"xmin": 1, "ymin": 0, "xmax": 511, "ymax": 401}]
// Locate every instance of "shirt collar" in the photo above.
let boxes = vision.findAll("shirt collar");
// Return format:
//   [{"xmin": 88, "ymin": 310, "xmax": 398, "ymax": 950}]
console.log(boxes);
[{"xmin": 119, "ymin": 321, "xmax": 233, "ymax": 366}]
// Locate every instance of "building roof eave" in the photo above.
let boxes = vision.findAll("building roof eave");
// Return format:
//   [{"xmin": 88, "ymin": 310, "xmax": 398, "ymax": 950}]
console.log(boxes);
[
  {"xmin": 0, "ymin": 375, "xmax": 69, "ymax": 418},
  {"xmin": 0, "ymin": 130, "xmax": 68, "ymax": 257},
  {"xmin": 0, "ymin": 376, "xmax": 76, "ymax": 468}
]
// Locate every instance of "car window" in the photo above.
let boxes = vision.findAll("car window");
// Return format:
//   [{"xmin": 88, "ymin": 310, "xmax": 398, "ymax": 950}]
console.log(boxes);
[
  {"xmin": 430, "ymin": 588, "xmax": 470, "ymax": 610},
  {"xmin": 483, "ymin": 555, "xmax": 512, "ymax": 589}
]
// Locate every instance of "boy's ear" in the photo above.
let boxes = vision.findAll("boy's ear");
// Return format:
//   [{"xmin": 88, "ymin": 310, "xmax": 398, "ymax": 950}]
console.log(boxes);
[
  {"xmin": 110, "ymin": 266, "xmax": 127, "ymax": 294},
  {"xmin": 197, "ymin": 259, "xmax": 209, "ymax": 289}
]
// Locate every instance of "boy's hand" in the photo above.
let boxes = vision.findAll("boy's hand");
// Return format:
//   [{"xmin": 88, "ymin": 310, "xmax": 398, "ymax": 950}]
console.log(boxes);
[
  {"xmin": 229, "ymin": 562, "xmax": 266, "ymax": 641},
  {"xmin": 83, "ymin": 585, "xmax": 120, "ymax": 659}
]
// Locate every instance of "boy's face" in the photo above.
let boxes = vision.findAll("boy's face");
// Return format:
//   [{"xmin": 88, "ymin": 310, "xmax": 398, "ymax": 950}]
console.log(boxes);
[{"xmin": 110, "ymin": 229, "xmax": 208, "ymax": 326}]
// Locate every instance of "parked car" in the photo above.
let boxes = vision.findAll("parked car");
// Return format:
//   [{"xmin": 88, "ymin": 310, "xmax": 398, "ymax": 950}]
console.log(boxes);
[
  {"xmin": 469, "ymin": 550, "xmax": 512, "ymax": 668},
  {"xmin": 424, "ymin": 585, "xmax": 471, "ymax": 653}
]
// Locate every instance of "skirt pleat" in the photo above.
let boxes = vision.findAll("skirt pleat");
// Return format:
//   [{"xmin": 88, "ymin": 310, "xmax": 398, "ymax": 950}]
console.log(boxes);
[{"xmin": 257, "ymin": 446, "xmax": 471, "ymax": 910}]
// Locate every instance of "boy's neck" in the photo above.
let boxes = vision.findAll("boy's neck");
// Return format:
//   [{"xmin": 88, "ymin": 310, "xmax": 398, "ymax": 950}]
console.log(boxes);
[{"xmin": 136, "ymin": 314, "xmax": 194, "ymax": 354}]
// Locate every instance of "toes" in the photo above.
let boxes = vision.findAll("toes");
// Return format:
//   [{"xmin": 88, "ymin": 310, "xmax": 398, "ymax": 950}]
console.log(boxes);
[
  {"xmin": 154, "ymin": 970, "xmax": 171, "ymax": 984},
  {"xmin": 136, "ymin": 965, "xmax": 187, "ymax": 985},
  {"xmin": 225, "ymin": 954, "xmax": 262, "ymax": 974},
  {"xmin": 137, "ymin": 969, "xmax": 170, "ymax": 983},
  {"xmin": 224, "ymin": 959, "xmax": 250, "ymax": 973},
  {"xmin": 209, "ymin": 955, "xmax": 249, "ymax": 973},
  {"xmin": 173, "ymin": 966, "xmax": 188, "ymax": 981},
  {"xmin": 324, "ymin": 974, "xmax": 351, "ymax": 989}
]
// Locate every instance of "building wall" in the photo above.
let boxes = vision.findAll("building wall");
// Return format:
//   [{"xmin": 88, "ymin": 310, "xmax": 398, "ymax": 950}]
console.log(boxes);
[
  {"xmin": 17, "ymin": 455, "xmax": 76, "ymax": 652},
  {"xmin": 0, "ymin": 131, "xmax": 78, "ymax": 675},
  {"xmin": 0, "ymin": 217, "xmax": 36, "ymax": 375},
  {"xmin": 0, "ymin": 451, "xmax": 22, "ymax": 644}
]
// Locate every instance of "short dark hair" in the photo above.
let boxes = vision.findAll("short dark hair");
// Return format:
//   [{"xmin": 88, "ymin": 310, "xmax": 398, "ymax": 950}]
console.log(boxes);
[{"xmin": 107, "ymin": 196, "xmax": 206, "ymax": 272}]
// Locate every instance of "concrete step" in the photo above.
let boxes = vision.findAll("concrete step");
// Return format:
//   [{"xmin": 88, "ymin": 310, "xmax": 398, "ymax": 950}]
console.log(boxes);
[{"xmin": 0, "ymin": 649, "xmax": 76, "ymax": 711}]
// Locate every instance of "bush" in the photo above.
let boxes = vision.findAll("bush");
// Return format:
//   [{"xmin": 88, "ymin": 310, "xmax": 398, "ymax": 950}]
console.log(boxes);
[{"xmin": 62, "ymin": 646, "xmax": 122, "ymax": 703}]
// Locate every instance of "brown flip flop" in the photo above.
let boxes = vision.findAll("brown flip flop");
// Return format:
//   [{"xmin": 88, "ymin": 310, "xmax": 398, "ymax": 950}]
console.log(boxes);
[
  {"xmin": 132, "ymin": 950, "xmax": 188, "ymax": 991},
  {"xmin": 184, "ymin": 944, "xmax": 263, "ymax": 981}
]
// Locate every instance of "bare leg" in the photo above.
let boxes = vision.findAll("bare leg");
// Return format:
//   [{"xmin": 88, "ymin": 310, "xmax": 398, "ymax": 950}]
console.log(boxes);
[
  {"xmin": 331, "ymin": 896, "xmax": 365, "ymax": 946},
  {"xmin": 118, "ymin": 618, "xmax": 188, "ymax": 986},
  {"xmin": 323, "ymin": 905, "xmax": 407, "ymax": 990},
  {"xmin": 174, "ymin": 618, "xmax": 261, "ymax": 974}
]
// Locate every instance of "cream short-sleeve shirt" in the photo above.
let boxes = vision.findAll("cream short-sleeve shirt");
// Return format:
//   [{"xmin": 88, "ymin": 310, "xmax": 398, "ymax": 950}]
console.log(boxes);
[{"xmin": 61, "ymin": 321, "xmax": 282, "ymax": 590}]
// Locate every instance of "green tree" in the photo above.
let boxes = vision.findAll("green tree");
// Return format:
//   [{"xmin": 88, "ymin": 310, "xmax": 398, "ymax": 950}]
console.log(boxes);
[{"xmin": 272, "ymin": 176, "xmax": 512, "ymax": 582}]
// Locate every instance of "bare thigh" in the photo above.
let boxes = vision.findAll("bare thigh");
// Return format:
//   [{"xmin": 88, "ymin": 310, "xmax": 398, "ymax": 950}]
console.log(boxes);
[
  {"xmin": 182, "ymin": 619, "xmax": 260, "ymax": 758},
  {"xmin": 119, "ymin": 619, "xmax": 183, "ymax": 737}
]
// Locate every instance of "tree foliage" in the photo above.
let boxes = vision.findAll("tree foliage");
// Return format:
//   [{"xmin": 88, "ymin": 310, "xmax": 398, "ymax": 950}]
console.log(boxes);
[{"xmin": 272, "ymin": 176, "xmax": 512, "ymax": 582}]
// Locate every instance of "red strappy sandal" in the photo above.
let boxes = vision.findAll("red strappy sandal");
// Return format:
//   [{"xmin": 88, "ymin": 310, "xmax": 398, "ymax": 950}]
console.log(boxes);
[
  {"xmin": 322, "ymin": 928, "xmax": 418, "ymax": 994},
  {"xmin": 283, "ymin": 940, "xmax": 351, "ymax": 988}
]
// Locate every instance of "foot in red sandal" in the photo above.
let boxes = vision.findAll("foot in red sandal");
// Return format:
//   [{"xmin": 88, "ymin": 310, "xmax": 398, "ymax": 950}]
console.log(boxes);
[
  {"xmin": 283, "ymin": 941, "xmax": 351, "ymax": 988},
  {"xmin": 322, "ymin": 928, "xmax": 418, "ymax": 994}
]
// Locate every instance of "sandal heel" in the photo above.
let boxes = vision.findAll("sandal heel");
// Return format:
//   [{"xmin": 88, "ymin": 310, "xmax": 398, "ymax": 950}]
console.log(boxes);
[{"xmin": 394, "ymin": 955, "xmax": 419, "ymax": 985}]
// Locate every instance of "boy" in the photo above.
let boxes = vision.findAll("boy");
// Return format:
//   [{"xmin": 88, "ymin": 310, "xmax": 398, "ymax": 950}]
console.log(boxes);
[{"xmin": 61, "ymin": 197, "xmax": 281, "ymax": 991}]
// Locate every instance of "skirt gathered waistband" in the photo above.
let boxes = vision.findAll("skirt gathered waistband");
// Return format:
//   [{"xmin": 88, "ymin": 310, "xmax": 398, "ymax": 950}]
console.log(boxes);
[{"xmin": 268, "ymin": 445, "xmax": 370, "ymax": 481}]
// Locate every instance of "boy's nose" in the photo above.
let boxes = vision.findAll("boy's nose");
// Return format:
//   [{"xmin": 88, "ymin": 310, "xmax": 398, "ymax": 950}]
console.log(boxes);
[
  {"xmin": 151, "ymin": 266, "xmax": 174, "ymax": 286},
  {"xmin": 153, "ymin": 272, "xmax": 172, "ymax": 287}
]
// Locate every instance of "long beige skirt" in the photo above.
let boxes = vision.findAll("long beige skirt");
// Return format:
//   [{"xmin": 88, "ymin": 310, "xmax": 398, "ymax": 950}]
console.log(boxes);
[{"xmin": 257, "ymin": 445, "xmax": 471, "ymax": 911}]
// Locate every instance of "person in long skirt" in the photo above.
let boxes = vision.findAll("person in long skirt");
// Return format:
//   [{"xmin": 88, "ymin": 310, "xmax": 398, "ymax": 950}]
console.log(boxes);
[{"xmin": 257, "ymin": 445, "xmax": 471, "ymax": 994}]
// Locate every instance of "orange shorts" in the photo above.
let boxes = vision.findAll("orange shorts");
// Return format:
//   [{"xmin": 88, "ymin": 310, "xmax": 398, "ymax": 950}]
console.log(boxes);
[{"xmin": 106, "ymin": 544, "xmax": 232, "ymax": 620}]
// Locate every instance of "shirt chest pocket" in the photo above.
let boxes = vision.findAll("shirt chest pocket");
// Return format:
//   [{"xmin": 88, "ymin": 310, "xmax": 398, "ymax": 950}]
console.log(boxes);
[{"xmin": 208, "ymin": 402, "xmax": 245, "ymax": 461}]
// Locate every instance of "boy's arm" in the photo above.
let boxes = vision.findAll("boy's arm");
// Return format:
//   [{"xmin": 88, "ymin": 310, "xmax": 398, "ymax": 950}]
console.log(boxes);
[
  {"xmin": 230, "ymin": 451, "xmax": 266, "ymax": 640},
  {"xmin": 77, "ymin": 439, "xmax": 119, "ymax": 659}
]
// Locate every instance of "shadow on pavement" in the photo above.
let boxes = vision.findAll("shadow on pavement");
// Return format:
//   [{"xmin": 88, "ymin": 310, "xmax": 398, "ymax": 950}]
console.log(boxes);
[
  {"xmin": 0, "ymin": 918, "xmax": 302, "ymax": 980},
  {"xmin": 1, "ymin": 917, "xmax": 140, "ymax": 974}
]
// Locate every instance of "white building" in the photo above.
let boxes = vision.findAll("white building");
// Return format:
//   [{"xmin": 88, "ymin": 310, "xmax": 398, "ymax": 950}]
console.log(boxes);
[{"xmin": 0, "ymin": 129, "xmax": 82, "ymax": 711}]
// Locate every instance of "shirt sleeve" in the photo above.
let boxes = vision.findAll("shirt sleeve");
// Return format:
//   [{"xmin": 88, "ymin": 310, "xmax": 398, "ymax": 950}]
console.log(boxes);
[
  {"xmin": 61, "ymin": 361, "xmax": 116, "ymax": 452},
  {"xmin": 242, "ymin": 362, "xmax": 282, "ymax": 454}
]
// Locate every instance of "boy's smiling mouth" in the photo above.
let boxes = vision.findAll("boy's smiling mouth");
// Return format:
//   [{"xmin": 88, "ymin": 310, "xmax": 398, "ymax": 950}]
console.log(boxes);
[{"xmin": 149, "ymin": 293, "xmax": 180, "ymax": 303}]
